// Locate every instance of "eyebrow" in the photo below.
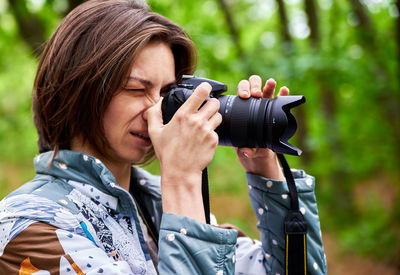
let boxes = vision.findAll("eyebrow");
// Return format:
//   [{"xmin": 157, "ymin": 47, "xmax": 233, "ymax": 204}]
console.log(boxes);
[
  {"xmin": 128, "ymin": 76, "xmax": 154, "ymax": 88},
  {"xmin": 128, "ymin": 76, "xmax": 176, "ymax": 90}
]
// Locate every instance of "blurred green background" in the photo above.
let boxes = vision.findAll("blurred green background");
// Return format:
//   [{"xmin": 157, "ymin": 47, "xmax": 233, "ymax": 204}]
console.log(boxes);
[{"xmin": 0, "ymin": 0, "xmax": 399, "ymax": 273}]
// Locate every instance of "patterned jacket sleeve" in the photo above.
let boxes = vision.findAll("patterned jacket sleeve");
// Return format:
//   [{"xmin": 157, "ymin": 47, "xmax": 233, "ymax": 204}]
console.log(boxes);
[
  {"xmin": 158, "ymin": 213, "xmax": 238, "ymax": 275},
  {"xmin": 0, "ymin": 222, "xmax": 134, "ymax": 274},
  {"xmin": 234, "ymin": 170, "xmax": 327, "ymax": 275}
]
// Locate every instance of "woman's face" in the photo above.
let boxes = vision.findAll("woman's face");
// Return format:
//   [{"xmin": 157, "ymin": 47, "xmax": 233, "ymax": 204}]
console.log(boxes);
[{"xmin": 102, "ymin": 41, "xmax": 176, "ymax": 165}]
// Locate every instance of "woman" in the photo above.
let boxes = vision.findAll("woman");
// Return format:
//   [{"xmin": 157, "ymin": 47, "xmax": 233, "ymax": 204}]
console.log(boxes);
[{"xmin": 0, "ymin": 0, "xmax": 326, "ymax": 274}]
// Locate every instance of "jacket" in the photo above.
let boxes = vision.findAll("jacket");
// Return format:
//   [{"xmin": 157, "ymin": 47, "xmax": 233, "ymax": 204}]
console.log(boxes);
[{"xmin": 0, "ymin": 150, "xmax": 327, "ymax": 274}]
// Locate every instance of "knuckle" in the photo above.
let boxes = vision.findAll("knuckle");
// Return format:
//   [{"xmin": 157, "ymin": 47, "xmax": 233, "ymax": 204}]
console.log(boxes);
[
  {"xmin": 215, "ymin": 113, "xmax": 223, "ymax": 125},
  {"xmin": 211, "ymin": 132, "xmax": 219, "ymax": 147},
  {"xmin": 189, "ymin": 116, "xmax": 202, "ymax": 128},
  {"xmin": 186, "ymin": 115, "xmax": 196, "ymax": 124},
  {"xmin": 174, "ymin": 111, "xmax": 185, "ymax": 122},
  {"xmin": 209, "ymin": 98, "xmax": 220, "ymax": 109}
]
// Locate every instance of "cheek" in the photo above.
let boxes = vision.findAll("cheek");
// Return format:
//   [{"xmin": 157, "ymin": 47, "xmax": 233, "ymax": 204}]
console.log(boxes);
[
  {"xmin": 104, "ymin": 95, "xmax": 131, "ymax": 122},
  {"xmin": 103, "ymin": 99, "xmax": 143, "ymax": 134},
  {"xmin": 103, "ymin": 109, "xmax": 120, "ymax": 133},
  {"xmin": 102, "ymin": 100, "xmax": 126, "ymax": 138}
]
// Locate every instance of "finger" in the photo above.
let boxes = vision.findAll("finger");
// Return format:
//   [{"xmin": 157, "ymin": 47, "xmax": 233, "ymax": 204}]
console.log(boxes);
[
  {"xmin": 249, "ymin": 75, "xmax": 263, "ymax": 97},
  {"xmin": 262, "ymin": 78, "xmax": 277, "ymax": 99},
  {"xmin": 208, "ymin": 112, "xmax": 223, "ymax": 130},
  {"xmin": 237, "ymin": 80, "xmax": 250, "ymax": 98},
  {"xmin": 237, "ymin": 147, "xmax": 257, "ymax": 158},
  {"xmin": 209, "ymin": 131, "xmax": 219, "ymax": 149},
  {"xmin": 198, "ymin": 98, "xmax": 220, "ymax": 120},
  {"xmin": 181, "ymin": 82, "xmax": 212, "ymax": 112},
  {"xmin": 147, "ymin": 98, "xmax": 163, "ymax": 133},
  {"xmin": 278, "ymin": 86, "xmax": 290, "ymax": 96}
]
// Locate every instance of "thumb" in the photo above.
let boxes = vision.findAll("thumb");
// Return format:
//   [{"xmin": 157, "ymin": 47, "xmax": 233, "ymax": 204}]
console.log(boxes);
[{"xmin": 147, "ymin": 98, "xmax": 164, "ymax": 134}]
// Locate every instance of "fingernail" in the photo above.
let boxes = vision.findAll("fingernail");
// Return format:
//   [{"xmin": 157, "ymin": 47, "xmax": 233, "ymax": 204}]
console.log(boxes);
[{"xmin": 243, "ymin": 152, "xmax": 249, "ymax": 158}]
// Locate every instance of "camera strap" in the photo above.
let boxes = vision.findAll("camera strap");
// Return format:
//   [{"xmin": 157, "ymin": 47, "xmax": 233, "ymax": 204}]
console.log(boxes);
[
  {"xmin": 202, "ymin": 168, "xmax": 211, "ymax": 224},
  {"xmin": 201, "ymin": 155, "xmax": 307, "ymax": 275},
  {"xmin": 277, "ymin": 153, "xmax": 308, "ymax": 275}
]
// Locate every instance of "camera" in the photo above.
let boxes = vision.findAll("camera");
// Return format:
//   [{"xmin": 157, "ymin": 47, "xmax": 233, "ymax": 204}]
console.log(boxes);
[{"xmin": 161, "ymin": 76, "xmax": 305, "ymax": 156}]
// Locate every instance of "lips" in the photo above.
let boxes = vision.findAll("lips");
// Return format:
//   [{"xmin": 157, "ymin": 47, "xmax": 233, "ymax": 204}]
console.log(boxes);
[{"xmin": 130, "ymin": 131, "xmax": 150, "ymax": 141}]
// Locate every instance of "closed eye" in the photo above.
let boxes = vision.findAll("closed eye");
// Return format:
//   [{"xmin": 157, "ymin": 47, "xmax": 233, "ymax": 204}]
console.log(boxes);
[{"xmin": 124, "ymin": 88, "xmax": 145, "ymax": 92}]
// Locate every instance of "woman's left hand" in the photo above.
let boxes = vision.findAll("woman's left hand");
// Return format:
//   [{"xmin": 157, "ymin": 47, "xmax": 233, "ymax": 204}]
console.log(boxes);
[{"xmin": 235, "ymin": 75, "xmax": 289, "ymax": 181}]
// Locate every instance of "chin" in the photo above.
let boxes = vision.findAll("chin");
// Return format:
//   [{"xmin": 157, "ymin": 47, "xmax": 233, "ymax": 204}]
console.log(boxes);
[{"xmin": 126, "ymin": 150, "xmax": 151, "ymax": 164}]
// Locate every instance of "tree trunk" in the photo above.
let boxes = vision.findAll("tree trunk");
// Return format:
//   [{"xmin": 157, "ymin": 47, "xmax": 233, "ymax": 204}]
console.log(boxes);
[
  {"xmin": 397, "ymin": 0, "xmax": 400, "ymax": 85},
  {"xmin": 391, "ymin": 1, "xmax": 400, "ymax": 270},
  {"xmin": 216, "ymin": 0, "xmax": 249, "ymax": 74},
  {"xmin": 305, "ymin": 0, "xmax": 319, "ymax": 47},
  {"xmin": 275, "ymin": 0, "xmax": 291, "ymax": 42},
  {"xmin": 66, "ymin": 0, "xmax": 84, "ymax": 14},
  {"xmin": 273, "ymin": 0, "xmax": 310, "ymax": 165},
  {"xmin": 348, "ymin": 1, "xmax": 400, "ymax": 265},
  {"xmin": 348, "ymin": 0, "xmax": 374, "ymax": 45},
  {"xmin": 349, "ymin": 0, "xmax": 400, "ymax": 164},
  {"xmin": 8, "ymin": 0, "xmax": 46, "ymax": 57}
]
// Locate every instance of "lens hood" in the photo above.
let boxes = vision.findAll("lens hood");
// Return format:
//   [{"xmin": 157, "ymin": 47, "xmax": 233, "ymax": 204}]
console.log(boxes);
[{"xmin": 267, "ymin": 95, "xmax": 305, "ymax": 156}]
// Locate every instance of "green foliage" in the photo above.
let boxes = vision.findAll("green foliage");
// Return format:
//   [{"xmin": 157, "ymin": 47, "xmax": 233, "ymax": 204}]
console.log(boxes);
[
  {"xmin": 0, "ymin": 14, "xmax": 38, "ymax": 162},
  {"xmin": 339, "ymin": 197, "xmax": 398, "ymax": 260}
]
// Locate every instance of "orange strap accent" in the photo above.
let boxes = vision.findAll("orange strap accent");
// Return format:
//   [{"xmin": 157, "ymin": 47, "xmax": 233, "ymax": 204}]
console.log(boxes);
[{"xmin": 71, "ymin": 262, "xmax": 84, "ymax": 275}]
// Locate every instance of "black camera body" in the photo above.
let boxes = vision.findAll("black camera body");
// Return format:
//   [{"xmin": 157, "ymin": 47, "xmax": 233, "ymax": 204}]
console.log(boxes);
[{"xmin": 161, "ymin": 75, "xmax": 305, "ymax": 156}]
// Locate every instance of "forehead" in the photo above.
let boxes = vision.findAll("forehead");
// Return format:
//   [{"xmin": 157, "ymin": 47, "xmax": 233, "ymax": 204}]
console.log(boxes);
[{"xmin": 128, "ymin": 41, "xmax": 176, "ymax": 84}]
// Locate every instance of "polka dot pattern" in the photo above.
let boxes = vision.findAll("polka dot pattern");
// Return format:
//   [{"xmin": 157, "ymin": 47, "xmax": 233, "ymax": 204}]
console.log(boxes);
[
  {"xmin": 58, "ymin": 162, "xmax": 68, "ymax": 169},
  {"xmin": 2, "ymin": 151, "xmax": 326, "ymax": 275},
  {"xmin": 139, "ymin": 178, "xmax": 146, "ymax": 185},
  {"xmin": 166, "ymin": 233, "xmax": 175, "ymax": 242}
]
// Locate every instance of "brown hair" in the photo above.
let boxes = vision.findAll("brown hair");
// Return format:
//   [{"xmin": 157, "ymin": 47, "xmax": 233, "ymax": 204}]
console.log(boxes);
[{"xmin": 33, "ymin": 0, "xmax": 197, "ymax": 163}]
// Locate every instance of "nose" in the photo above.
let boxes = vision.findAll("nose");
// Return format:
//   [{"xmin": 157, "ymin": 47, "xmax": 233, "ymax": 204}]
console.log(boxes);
[{"xmin": 142, "ymin": 93, "xmax": 161, "ymax": 121}]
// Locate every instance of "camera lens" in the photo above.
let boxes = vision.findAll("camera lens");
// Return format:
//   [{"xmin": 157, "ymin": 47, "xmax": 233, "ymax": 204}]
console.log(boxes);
[
  {"xmin": 161, "ymin": 76, "xmax": 305, "ymax": 156},
  {"xmin": 216, "ymin": 95, "xmax": 304, "ymax": 155},
  {"xmin": 217, "ymin": 95, "xmax": 263, "ymax": 147}
]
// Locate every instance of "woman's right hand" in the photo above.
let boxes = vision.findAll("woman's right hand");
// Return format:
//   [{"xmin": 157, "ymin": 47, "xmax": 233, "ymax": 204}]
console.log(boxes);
[{"xmin": 146, "ymin": 82, "xmax": 222, "ymax": 222}]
